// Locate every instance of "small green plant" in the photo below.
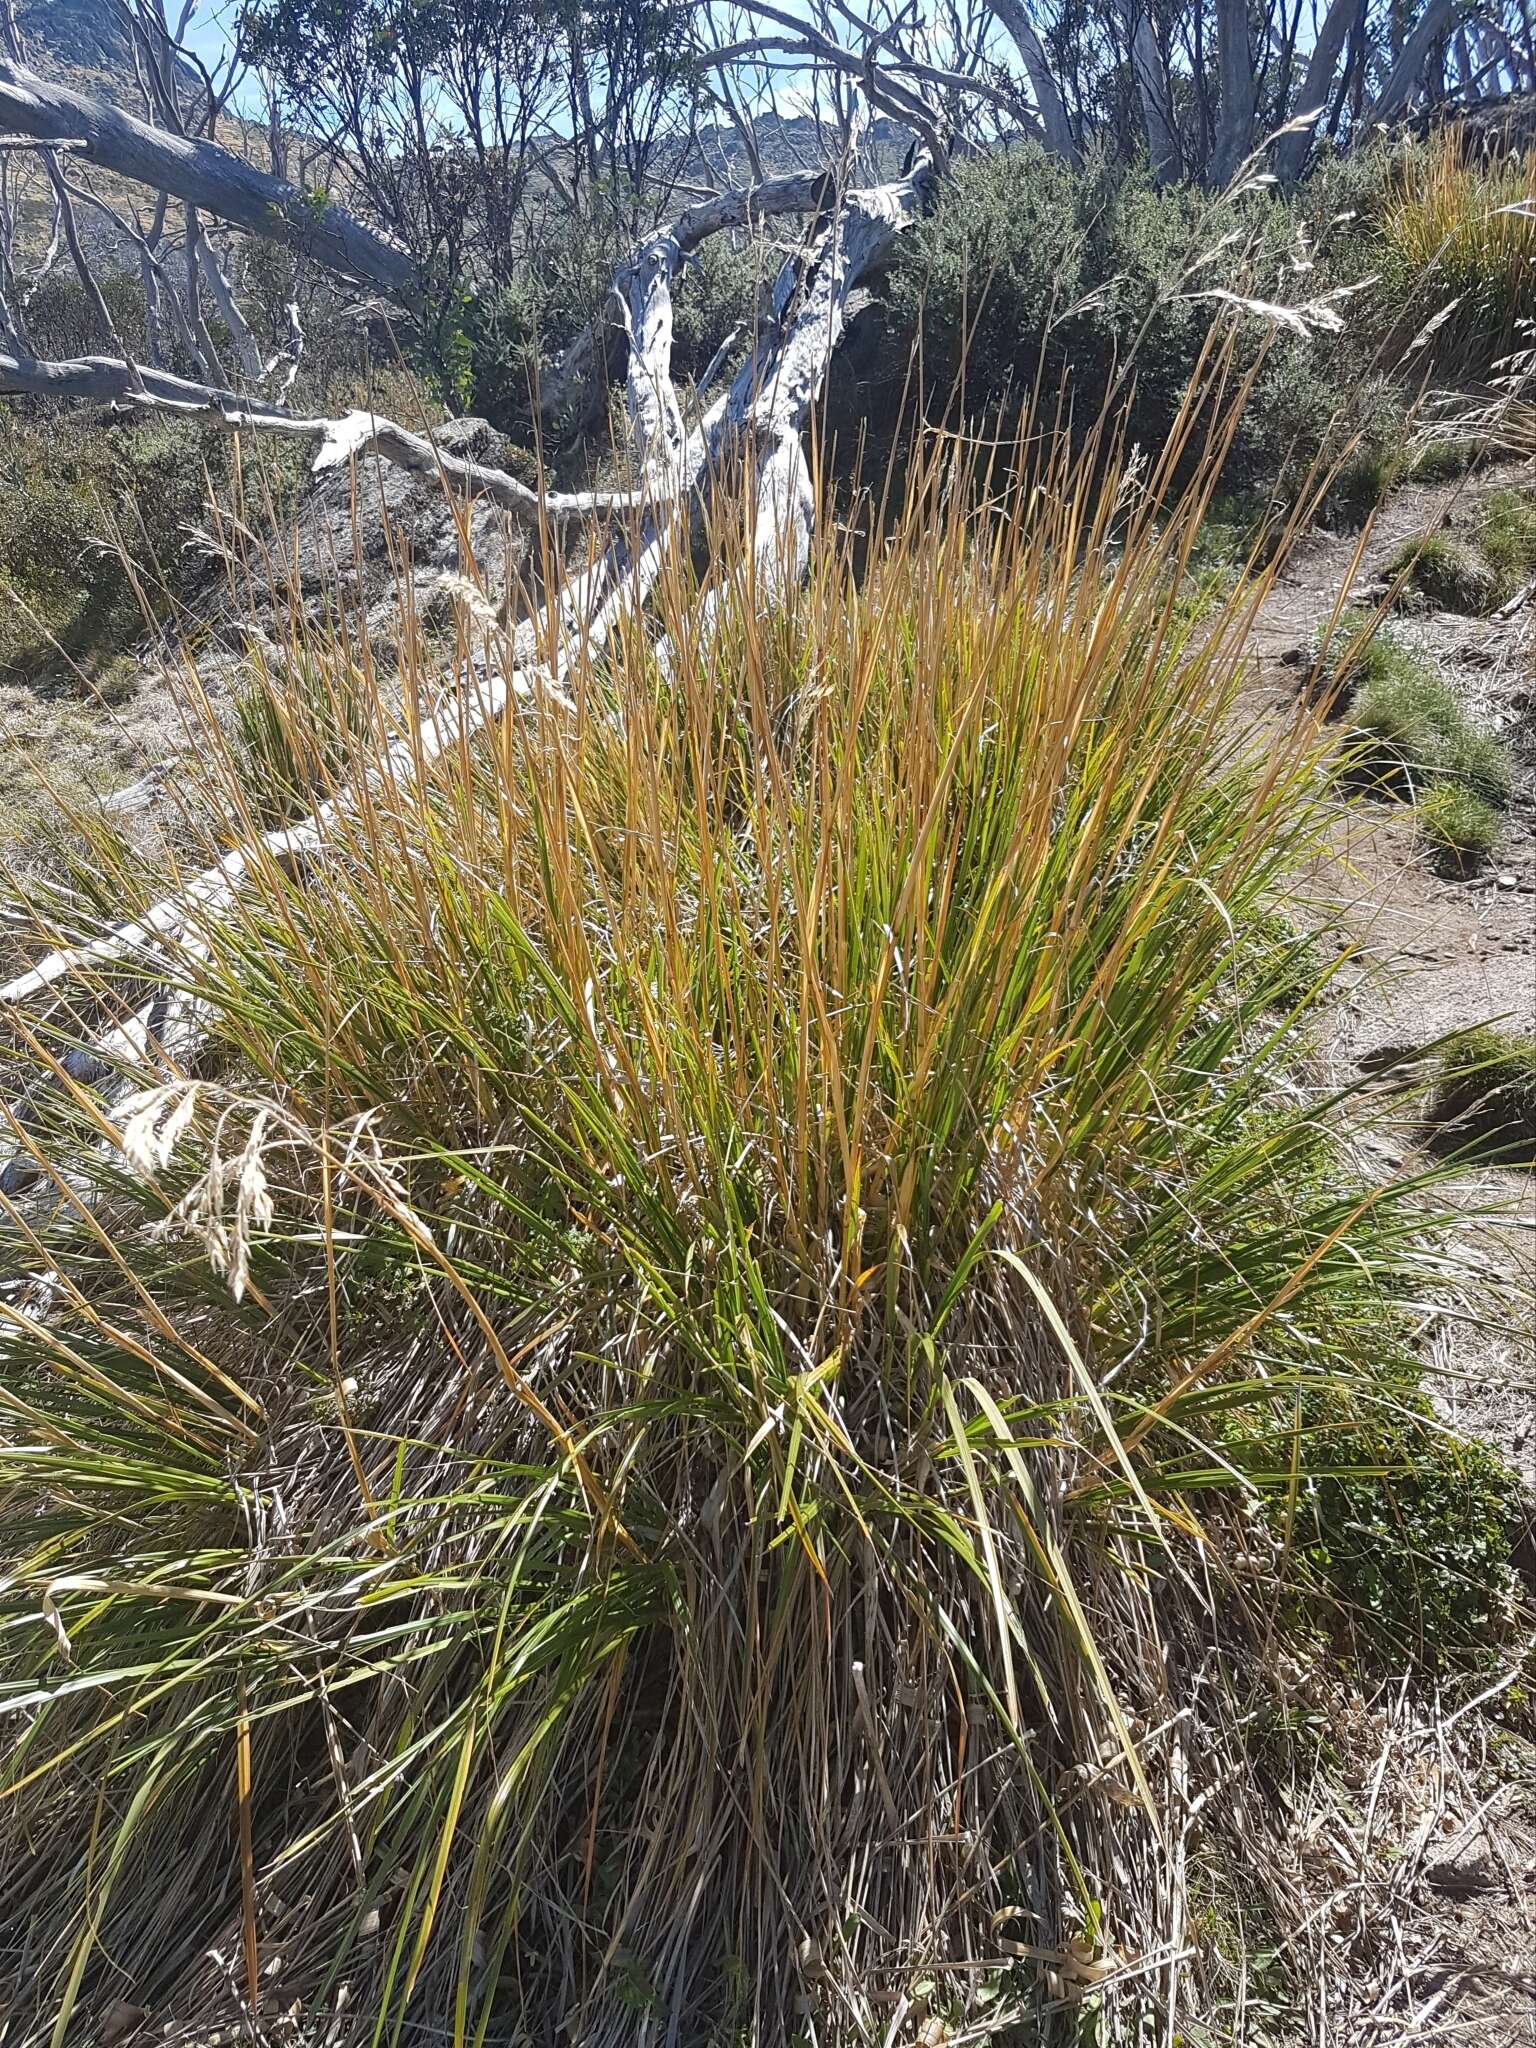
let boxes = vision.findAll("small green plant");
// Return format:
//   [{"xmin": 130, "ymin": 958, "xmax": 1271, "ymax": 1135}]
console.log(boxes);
[
  {"xmin": 1322, "ymin": 442, "xmax": 1401, "ymax": 525},
  {"xmin": 1439, "ymin": 722, "xmax": 1514, "ymax": 806},
  {"xmin": 1349, "ymin": 664, "xmax": 1466, "ymax": 790},
  {"xmin": 1293, "ymin": 1397, "xmax": 1519, "ymax": 1662},
  {"xmin": 1425, "ymin": 1028, "xmax": 1536, "ymax": 1165},
  {"xmin": 1416, "ymin": 781, "xmax": 1501, "ymax": 869},
  {"xmin": 1320, "ymin": 614, "xmax": 1514, "ymax": 818},
  {"xmin": 1481, "ymin": 486, "xmax": 1536, "ymax": 603},
  {"xmin": 1310, "ymin": 606, "xmax": 1420, "ymax": 696},
  {"xmin": 1385, "ymin": 530, "xmax": 1497, "ymax": 614},
  {"xmin": 1409, "ymin": 438, "xmax": 1490, "ymax": 485},
  {"xmin": 1407, "ymin": 438, "xmax": 1482, "ymax": 483}
]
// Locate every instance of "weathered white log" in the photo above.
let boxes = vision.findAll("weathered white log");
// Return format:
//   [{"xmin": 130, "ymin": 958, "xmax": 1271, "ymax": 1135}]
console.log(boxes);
[
  {"xmin": 0, "ymin": 156, "xmax": 933, "ymax": 1136},
  {"xmin": 537, "ymin": 169, "xmax": 835, "ymax": 424},
  {"xmin": 0, "ymin": 55, "xmax": 420, "ymax": 299}
]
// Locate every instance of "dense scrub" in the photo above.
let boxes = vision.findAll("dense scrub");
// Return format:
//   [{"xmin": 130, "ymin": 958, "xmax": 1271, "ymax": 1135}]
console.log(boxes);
[
  {"xmin": 0, "ymin": 387, "xmax": 1520, "ymax": 2044},
  {"xmin": 850, "ymin": 131, "xmax": 1529, "ymax": 515},
  {"xmin": 3, "ymin": 127, "xmax": 1525, "ymax": 694},
  {"xmin": 0, "ymin": 411, "xmax": 233, "ymax": 687}
]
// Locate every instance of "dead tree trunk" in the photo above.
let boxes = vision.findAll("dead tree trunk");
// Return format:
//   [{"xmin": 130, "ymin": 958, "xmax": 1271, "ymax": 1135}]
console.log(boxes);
[{"xmin": 0, "ymin": 55, "xmax": 421, "ymax": 298}]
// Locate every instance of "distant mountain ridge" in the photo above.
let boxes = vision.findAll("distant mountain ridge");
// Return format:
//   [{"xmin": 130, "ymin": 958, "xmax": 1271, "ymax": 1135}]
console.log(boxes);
[{"xmin": 15, "ymin": 0, "xmax": 137, "ymax": 80}]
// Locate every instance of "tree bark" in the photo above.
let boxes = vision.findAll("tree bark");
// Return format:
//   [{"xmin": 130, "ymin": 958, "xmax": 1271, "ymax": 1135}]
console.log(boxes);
[
  {"xmin": 1370, "ymin": 0, "xmax": 1462, "ymax": 120},
  {"xmin": 986, "ymin": 0, "xmax": 1078, "ymax": 158},
  {"xmin": 1211, "ymin": 0, "xmax": 1258, "ymax": 185},
  {"xmin": 1131, "ymin": 16, "xmax": 1182, "ymax": 181},
  {"xmin": 1273, "ymin": 0, "xmax": 1361, "ymax": 183}
]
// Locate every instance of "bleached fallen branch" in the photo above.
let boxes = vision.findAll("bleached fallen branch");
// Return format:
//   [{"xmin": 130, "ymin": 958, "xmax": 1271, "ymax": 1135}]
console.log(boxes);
[
  {"xmin": 0, "ymin": 349, "xmax": 653, "ymax": 522},
  {"xmin": 537, "ymin": 166, "xmax": 837, "ymax": 422}
]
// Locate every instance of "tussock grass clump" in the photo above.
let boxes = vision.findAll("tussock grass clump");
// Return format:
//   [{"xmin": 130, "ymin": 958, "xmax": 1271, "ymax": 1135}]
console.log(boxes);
[
  {"xmin": 1311, "ymin": 605, "xmax": 1424, "ymax": 697},
  {"xmin": 1417, "ymin": 781, "xmax": 1502, "ymax": 869},
  {"xmin": 233, "ymin": 638, "xmax": 378, "ymax": 825},
  {"xmin": 1425, "ymin": 1027, "xmax": 1536, "ymax": 1164},
  {"xmin": 1348, "ymin": 660, "xmax": 1512, "ymax": 800},
  {"xmin": 1381, "ymin": 134, "xmax": 1536, "ymax": 369},
  {"xmin": 0, "ymin": 411, "xmax": 1515, "ymax": 2045},
  {"xmin": 1481, "ymin": 484, "xmax": 1536, "ymax": 602},
  {"xmin": 1385, "ymin": 529, "xmax": 1498, "ymax": 614},
  {"xmin": 1407, "ymin": 438, "xmax": 1485, "ymax": 484},
  {"xmin": 1315, "ymin": 611, "xmax": 1511, "ymax": 853}
]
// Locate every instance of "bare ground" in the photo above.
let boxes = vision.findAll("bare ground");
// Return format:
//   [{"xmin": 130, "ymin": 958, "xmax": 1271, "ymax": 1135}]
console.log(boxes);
[{"xmin": 1250, "ymin": 459, "xmax": 1536, "ymax": 2045}]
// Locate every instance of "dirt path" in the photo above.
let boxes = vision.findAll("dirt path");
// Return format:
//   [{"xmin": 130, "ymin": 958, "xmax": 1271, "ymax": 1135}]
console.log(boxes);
[{"xmin": 1253, "ymin": 460, "xmax": 1536, "ymax": 2044}]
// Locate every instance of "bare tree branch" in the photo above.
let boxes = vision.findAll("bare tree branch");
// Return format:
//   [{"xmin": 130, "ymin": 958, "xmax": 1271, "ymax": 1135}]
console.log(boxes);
[{"xmin": 0, "ymin": 348, "xmax": 655, "ymax": 519}]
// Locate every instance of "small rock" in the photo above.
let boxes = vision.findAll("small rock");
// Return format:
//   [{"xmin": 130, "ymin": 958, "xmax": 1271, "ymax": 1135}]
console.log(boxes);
[{"xmin": 1496, "ymin": 871, "xmax": 1519, "ymax": 889}]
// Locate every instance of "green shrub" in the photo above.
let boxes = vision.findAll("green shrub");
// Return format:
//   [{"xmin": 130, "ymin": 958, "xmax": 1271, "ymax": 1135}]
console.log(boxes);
[
  {"xmin": 1425, "ymin": 1028, "xmax": 1536, "ymax": 1164},
  {"xmin": 0, "ymin": 410, "xmax": 225, "ymax": 684},
  {"xmin": 883, "ymin": 144, "xmax": 1382, "ymax": 504},
  {"xmin": 21, "ymin": 270, "xmax": 154, "ymax": 361},
  {"xmin": 1481, "ymin": 485, "xmax": 1536, "ymax": 602},
  {"xmin": 671, "ymin": 230, "xmax": 772, "ymax": 382},
  {"xmin": 1417, "ymin": 781, "xmax": 1502, "ymax": 868},
  {"xmin": 1294, "ymin": 1395, "xmax": 1518, "ymax": 1661}
]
